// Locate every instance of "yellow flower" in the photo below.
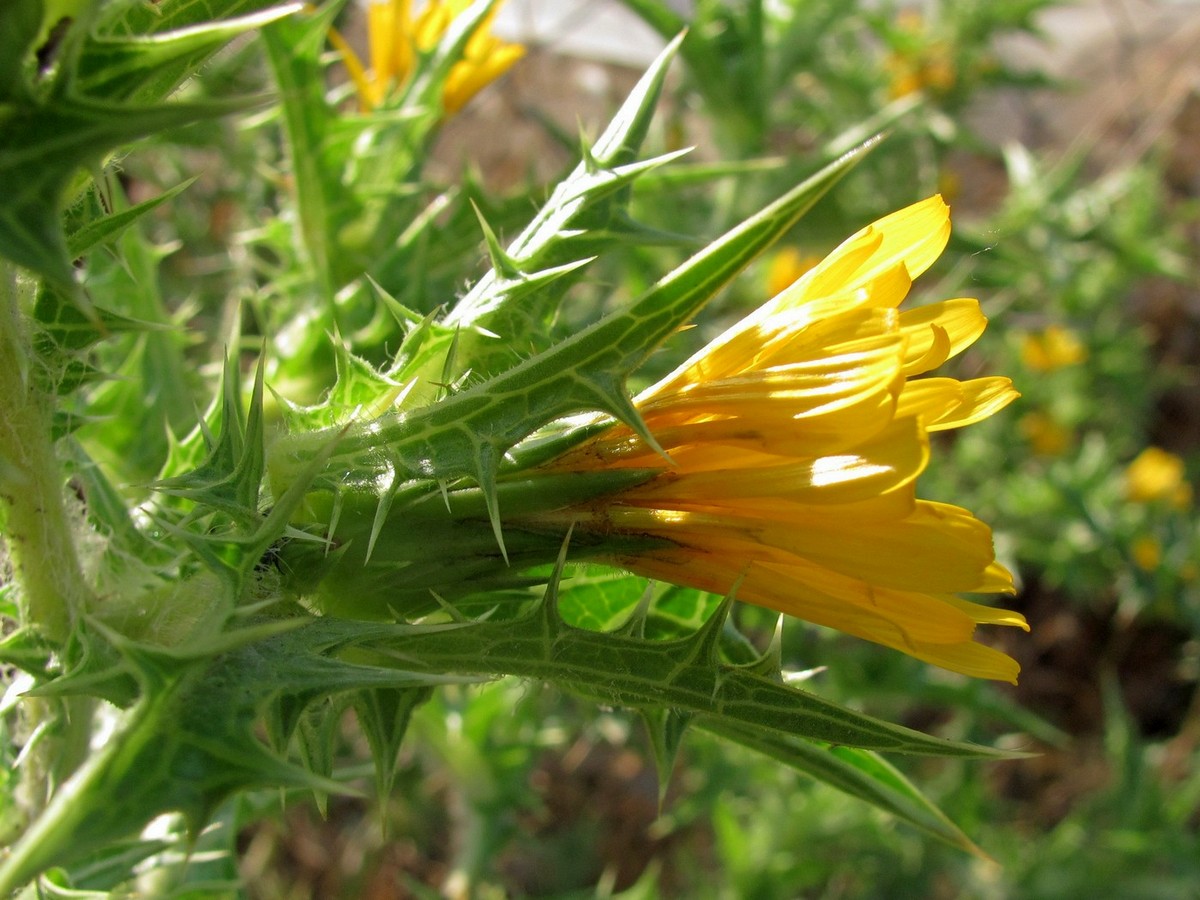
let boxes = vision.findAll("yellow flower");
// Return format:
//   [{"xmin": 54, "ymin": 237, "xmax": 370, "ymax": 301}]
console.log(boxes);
[
  {"xmin": 1019, "ymin": 325, "xmax": 1087, "ymax": 372},
  {"xmin": 545, "ymin": 196, "xmax": 1027, "ymax": 682},
  {"xmin": 1019, "ymin": 411, "xmax": 1072, "ymax": 457},
  {"xmin": 1125, "ymin": 447, "xmax": 1193, "ymax": 509},
  {"xmin": 884, "ymin": 12, "xmax": 956, "ymax": 100},
  {"xmin": 329, "ymin": 0, "xmax": 524, "ymax": 113},
  {"xmin": 1131, "ymin": 535, "xmax": 1162, "ymax": 572},
  {"xmin": 765, "ymin": 248, "xmax": 821, "ymax": 298}
]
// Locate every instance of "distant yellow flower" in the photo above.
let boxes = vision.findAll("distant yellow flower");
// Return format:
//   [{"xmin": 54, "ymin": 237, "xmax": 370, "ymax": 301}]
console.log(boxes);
[
  {"xmin": 936, "ymin": 167, "xmax": 961, "ymax": 205},
  {"xmin": 1020, "ymin": 411, "xmax": 1072, "ymax": 457},
  {"xmin": 1131, "ymin": 535, "xmax": 1162, "ymax": 572},
  {"xmin": 884, "ymin": 13, "xmax": 956, "ymax": 100},
  {"xmin": 546, "ymin": 197, "xmax": 1027, "ymax": 682},
  {"xmin": 329, "ymin": 0, "xmax": 524, "ymax": 113},
  {"xmin": 765, "ymin": 248, "xmax": 821, "ymax": 298},
  {"xmin": 1020, "ymin": 325, "xmax": 1087, "ymax": 372},
  {"xmin": 1125, "ymin": 447, "xmax": 1192, "ymax": 509}
]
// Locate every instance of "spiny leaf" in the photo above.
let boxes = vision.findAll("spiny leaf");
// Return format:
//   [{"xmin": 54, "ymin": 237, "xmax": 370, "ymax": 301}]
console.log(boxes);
[
  {"xmin": 33, "ymin": 290, "xmax": 167, "ymax": 357},
  {"xmin": 75, "ymin": 0, "xmax": 299, "ymax": 103},
  {"xmin": 699, "ymin": 719, "xmax": 992, "ymax": 858},
  {"xmin": 640, "ymin": 706, "xmax": 693, "ymax": 808},
  {"xmin": 0, "ymin": 0, "xmax": 43, "ymax": 104},
  {"xmin": 0, "ymin": 93, "xmax": 262, "ymax": 288},
  {"xmin": 424, "ymin": 39, "xmax": 689, "ymax": 387},
  {"xmin": 72, "ymin": 3, "xmax": 303, "ymax": 100},
  {"xmin": 154, "ymin": 352, "xmax": 262, "ymax": 521},
  {"xmin": 0, "ymin": 617, "xmax": 476, "ymax": 891},
  {"xmin": 472, "ymin": 200, "xmax": 522, "ymax": 279},
  {"xmin": 66, "ymin": 177, "xmax": 197, "ymax": 258},
  {"xmin": 354, "ymin": 686, "xmax": 434, "ymax": 806},
  {"xmin": 442, "ymin": 39, "xmax": 688, "ymax": 330},
  {"xmin": 273, "ymin": 136, "xmax": 877, "ymax": 509},
  {"xmin": 738, "ymin": 615, "xmax": 785, "ymax": 679},
  {"xmin": 332, "ymin": 603, "xmax": 1021, "ymax": 759}
]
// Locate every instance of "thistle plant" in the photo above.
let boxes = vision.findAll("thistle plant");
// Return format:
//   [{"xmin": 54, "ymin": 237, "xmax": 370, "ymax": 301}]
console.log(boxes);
[{"xmin": 0, "ymin": 0, "xmax": 1026, "ymax": 893}]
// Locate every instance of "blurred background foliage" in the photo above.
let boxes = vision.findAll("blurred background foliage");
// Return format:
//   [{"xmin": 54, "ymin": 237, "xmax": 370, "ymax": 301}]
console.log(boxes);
[{"xmin": 65, "ymin": 0, "xmax": 1199, "ymax": 895}]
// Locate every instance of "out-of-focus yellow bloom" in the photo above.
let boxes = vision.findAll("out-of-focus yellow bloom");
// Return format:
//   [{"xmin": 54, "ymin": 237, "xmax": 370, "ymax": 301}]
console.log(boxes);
[
  {"xmin": 329, "ymin": 0, "xmax": 524, "ymax": 113},
  {"xmin": 1125, "ymin": 447, "xmax": 1193, "ymax": 509},
  {"xmin": 765, "ymin": 248, "xmax": 821, "ymax": 298},
  {"xmin": 546, "ymin": 197, "xmax": 1027, "ymax": 682},
  {"xmin": 884, "ymin": 12, "xmax": 956, "ymax": 100},
  {"xmin": 886, "ymin": 50, "xmax": 956, "ymax": 99},
  {"xmin": 1131, "ymin": 535, "xmax": 1162, "ymax": 572},
  {"xmin": 936, "ymin": 167, "xmax": 961, "ymax": 205},
  {"xmin": 1020, "ymin": 411, "xmax": 1072, "ymax": 457},
  {"xmin": 1019, "ymin": 325, "xmax": 1087, "ymax": 372}
]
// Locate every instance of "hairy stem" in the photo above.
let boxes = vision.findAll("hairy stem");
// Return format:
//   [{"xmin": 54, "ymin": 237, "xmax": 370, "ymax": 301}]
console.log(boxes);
[{"xmin": 0, "ymin": 262, "xmax": 91, "ymax": 642}]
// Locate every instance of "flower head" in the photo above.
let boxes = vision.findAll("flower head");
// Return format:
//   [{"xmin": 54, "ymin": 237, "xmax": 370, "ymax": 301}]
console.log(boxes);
[
  {"xmin": 1020, "ymin": 410, "xmax": 1072, "ymax": 457},
  {"xmin": 1019, "ymin": 325, "xmax": 1087, "ymax": 373},
  {"xmin": 1131, "ymin": 534, "xmax": 1162, "ymax": 572},
  {"xmin": 884, "ymin": 12, "xmax": 956, "ymax": 100},
  {"xmin": 546, "ymin": 197, "xmax": 1026, "ymax": 682},
  {"xmin": 1125, "ymin": 447, "xmax": 1192, "ymax": 509},
  {"xmin": 330, "ymin": 0, "xmax": 524, "ymax": 113},
  {"xmin": 765, "ymin": 247, "xmax": 821, "ymax": 298}
]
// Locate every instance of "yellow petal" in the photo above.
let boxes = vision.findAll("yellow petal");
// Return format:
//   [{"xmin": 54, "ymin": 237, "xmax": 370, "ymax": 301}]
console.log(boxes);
[
  {"xmin": 748, "ymin": 558, "xmax": 980, "ymax": 644},
  {"xmin": 645, "ymin": 334, "xmax": 906, "ymax": 422},
  {"xmin": 414, "ymin": 1, "xmax": 453, "ymax": 50},
  {"xmin": 926, "ymin": 377, "xmax": 1018, "ymax": 431},
  {"xmin": 753, "ymin": 499, "xmax": 1000, "ymax": 593},
  {"xmin": 444, "ymin": 42, "xmax": 525, "ymax": 112},
  {"xmin": 905, "ymin": 639, "xmax": 1022, "ymax": 683},
  {"xmin": 615, "ymin": 550, "xmax": 1022, "ymax": 681},
  {"xmin": 328, "ymin": 26, "xmax": 379, "ymax": 111},
  {"xmin": 368, "ymin": 0, "xmax": 400, "ymax": 83},
  {"xmin": 619, "ymin": 550, "xmax": 974, "ymax": 647},
  {"xmin": 898, "ymin": 298, "xmax": 986, "ymax": 374},
  {"xmin": 631, "ymin": 419, "xmax": 928, "ymax": 507},
  {"xmin": 939, "ymin": 593, "xmax": 1028, "ymax": 629},
  {"xmin": 780, "ymin": 196, "xmax": 951, "ymax": 308}
]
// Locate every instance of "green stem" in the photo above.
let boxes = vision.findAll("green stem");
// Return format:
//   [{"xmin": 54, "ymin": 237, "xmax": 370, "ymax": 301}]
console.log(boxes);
[{"xmin": 0, "ymin": 261, "xmax": 91, "ymax": 642}]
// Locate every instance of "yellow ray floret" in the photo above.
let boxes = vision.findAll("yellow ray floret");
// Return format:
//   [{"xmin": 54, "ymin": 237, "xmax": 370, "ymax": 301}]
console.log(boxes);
[
  {"xmin": 329, "ymin": 0, "xmax": 524, "ymax": 113},
  {"xmin": 541, "ymin": 196, "xmax": 1026, "ymax": 682}
]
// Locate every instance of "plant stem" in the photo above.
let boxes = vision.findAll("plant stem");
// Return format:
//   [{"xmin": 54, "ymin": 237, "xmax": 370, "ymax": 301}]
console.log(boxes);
[{"xmin": 0, "ymin": 262, "xmax": 91, "ymax": 642}]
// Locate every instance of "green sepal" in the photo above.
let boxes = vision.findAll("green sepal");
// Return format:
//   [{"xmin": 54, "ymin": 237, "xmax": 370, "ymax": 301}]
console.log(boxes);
[{"xmin": 276, "ymin": 467, "xmax": 661, "ymax": 620}]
